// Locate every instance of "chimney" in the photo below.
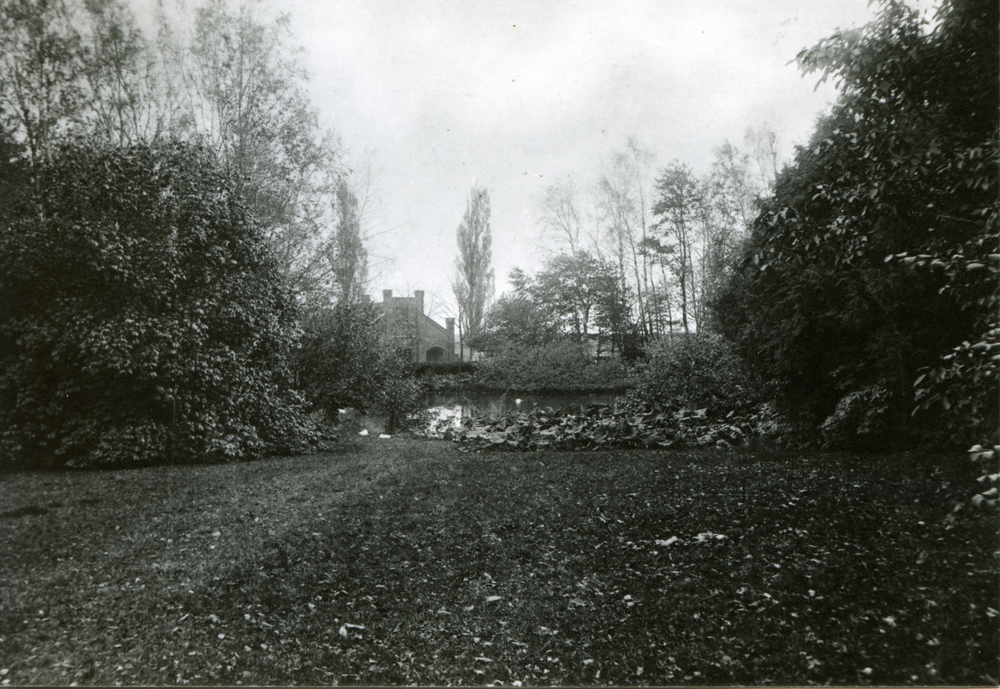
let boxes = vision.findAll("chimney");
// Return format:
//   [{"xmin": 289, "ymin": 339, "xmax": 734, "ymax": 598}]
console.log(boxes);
[
  {"xmin": 382, "ymin": 289, "xmax": 392, "ymax": 303},
  {"xmin": 414, "ymin": 290, "xmax": 425, "ymax": 316},
  {"xmin": 446, "ymin": 318, "xmax": 455, "ymax": 363}
]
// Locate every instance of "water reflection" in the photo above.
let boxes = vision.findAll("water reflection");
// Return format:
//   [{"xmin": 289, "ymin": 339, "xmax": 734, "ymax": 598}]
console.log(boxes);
[
  {"xmin": 346, "ymin": 391, "xmax": 623, "ymax": 436},
  {"xmin": 420, "ymin": 390, "xmax": 620, "ymax": 419}
]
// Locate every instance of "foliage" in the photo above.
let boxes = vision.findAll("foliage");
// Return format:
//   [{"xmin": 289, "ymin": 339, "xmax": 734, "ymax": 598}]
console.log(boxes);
[
  {"xmin": 293, "ymin": 301, "xmax": 421, "ymax": 432},
  {"xmin": 0, "ymin": 141, "xmax": 312, "ymax": 468},
  {"xmin": 474, "ymin": 341, "xmax": 627, "ymax": 393},
  {"xmin": 698, "ymin": 141, "xmax": 766, "ymax": 329},
  {"xmin": 912, "ymin": 324, "xmax": 1000, "ymax": 446},
  {"xmin": 186, "ymin": 0, "xmax": 345, "ymax": 300},
  {"xmin": 0, "ymin": 0, "xmax": 348, "ymax": 303},
  {"xmin": 595, "ymin": 138, "xmax": 657, "ymax": 338},
  {"xmin": 0, "ymin": 0, "xmax": 190, "ymax": 157},
  {"xmin": 652, "ymin": 162, "xmax": 703, "ymax": 333},
  {"xmin": 453, "ymin": 184, "xmax": 494, "ymax": 356},
  {"xmin": 530, "ymin": 251, "xmax": 622, "ymax": 342},
  {"xmin": 626, "ymin": 334, "xmax": 762, "ymax": 416},
  {"xmin": 714, "ymin": 0, "xmax": 998, "ymax": 447},
  {"xmin": 416, "ymin": 404, "xmax": 755, "ymax": 451},
  {"xmin": 1, "ymin": 444, "xmax": 994, "ymax": 685},
  {"xmin": 967, "ymin": 444, "xmax": 999, "ymax": 509},
  {"xmin": 0, "ymin": 0, "xmax": 88, "ymax": 163},
  {"xmin": 329, "ymin": 179, "xmax": 368, "ymax": 304},
  {"xmin": 478, "ymin": 257, "xmax": 637, "ymax": 359},
  {"xmin": 526, "ymin": 132, "xmax": 767, "ymax": 350},
  {"xmin": 467, "ymin": 291, "xmax": 561, "ymax": 354},
  {"xmin": 538, "ymin": 177, "xmax": 585, "ymax": 254},
  {"xmin": 819, "ymin": 384, "xmax": 901, "ymax": 450},
  {"xmin": 412, "ymin": 361, "xmax": 478, "ymax": 377}
]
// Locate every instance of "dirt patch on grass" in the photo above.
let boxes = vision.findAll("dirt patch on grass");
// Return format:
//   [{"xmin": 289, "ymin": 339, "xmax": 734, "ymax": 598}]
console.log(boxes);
[{"xmin": 0, "ymin": 441, "xmax": 996, "ymax": 685}]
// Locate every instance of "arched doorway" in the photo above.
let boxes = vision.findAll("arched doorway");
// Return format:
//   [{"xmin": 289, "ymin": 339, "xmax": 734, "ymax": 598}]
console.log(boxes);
[{"xmin": 426, "ymin": 346, "xmax": 446, "ymax": 363}]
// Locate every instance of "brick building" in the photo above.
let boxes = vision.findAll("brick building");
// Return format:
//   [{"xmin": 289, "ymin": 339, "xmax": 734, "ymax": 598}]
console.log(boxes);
[{"xmin": 376, "ymin": 289, "xmax": 457, "ymax": 363}]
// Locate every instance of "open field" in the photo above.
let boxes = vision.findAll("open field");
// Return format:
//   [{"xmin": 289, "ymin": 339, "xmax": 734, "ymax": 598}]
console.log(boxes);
[{"xmin": 0, "ymin": 439, "xmax": 996, "ymax": 686}]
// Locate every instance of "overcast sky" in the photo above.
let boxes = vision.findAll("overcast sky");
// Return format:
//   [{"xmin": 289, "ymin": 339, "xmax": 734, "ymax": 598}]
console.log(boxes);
[{"xmin": 188, "ymin": 1, "xmax": 909, "ymax": 317}]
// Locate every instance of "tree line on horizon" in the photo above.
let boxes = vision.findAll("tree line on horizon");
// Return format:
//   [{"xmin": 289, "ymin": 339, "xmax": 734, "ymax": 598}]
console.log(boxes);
[{"xmin": 461, "ymin": 128, "xmax": 776, "ymax": 361}]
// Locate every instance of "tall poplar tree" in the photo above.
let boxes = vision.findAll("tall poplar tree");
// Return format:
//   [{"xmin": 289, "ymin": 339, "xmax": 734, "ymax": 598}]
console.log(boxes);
[
  {"xmin": 330, "ymin": 179, "xmax": 368, "ymax": 305},
  {"xmin": 453, "ymin": 184, "xmax": 494, "ymax": 360}
]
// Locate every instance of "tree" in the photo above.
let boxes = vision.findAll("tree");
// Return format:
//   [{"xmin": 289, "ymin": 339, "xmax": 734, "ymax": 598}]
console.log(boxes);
[
  {"xmin": 590, "ymin": 266, "xmax": 639, "ymax": 359},
  {"xmin": 744, "ymin": 122, "xmax": 780, "ymax": 196},
  {"xmin": 697, "ymin": 141, "xmax": 766, "ymax": 330},
  {"xmin": 0, "ymin": 141, "xmax": 312, "ymax": 468},
  {"xmin": 538, "ymin": 177, "xmax": 585, "ymax": 255},
  {"xmin": 329, "ymin": 179, "xmax": 368, "ymax": 305},
  {"xmin": 0, "ymin": 0, "xmax": 346, "ymax": 302},
  {"xmin": 0, "ymin": 0, "xmax": 190, "ymax": 160},
  {"xmin": 652, "ymin": 162, "xmax": 705, "ymax": 333},
  {"xmin": 80, "ymin": 0, "xmax": 186, "ymax": 146},
  {"xmin": 714, "ymin": 0, "xmax": 998, "ymax": 447},
  {"xmin": 596, "ymin": 139, "xmax": 656, "ymax": 339},
  {"xmin": 637, "ymin": 235, "xmax": 678, "ymax": 336},
  {"xmin": 453, "ymin": 184, "xmax": 494, "ymax": 360},
  {"xmin": 530, "ymin": 251, "xmax": 617, "ymax": 343},
  {"xmin": 469, "ymin": 292, "xmax": 560, "ymax": 355},
  {"xmin": 294, "ymin": 301, "xmax": 420, "ymax": 433},
  {"xmin": 0, "ymin": 0, "xmax": 88, "ymax": 166},
  {"xmin": 184, "ymin": 0, "xmax": 344, "ymax": 300}
]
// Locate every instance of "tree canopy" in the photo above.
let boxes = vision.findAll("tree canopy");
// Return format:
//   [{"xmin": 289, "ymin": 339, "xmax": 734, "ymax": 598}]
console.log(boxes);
[{"xmin": 0, "ymin": 0, "xmax": 352, "ymax": 304}]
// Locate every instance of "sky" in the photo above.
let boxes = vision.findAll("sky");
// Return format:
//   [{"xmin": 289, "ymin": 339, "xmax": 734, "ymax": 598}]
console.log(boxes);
[{"xmin": 147, "ymin": 0, "xmax": 911, "ymax": 319}]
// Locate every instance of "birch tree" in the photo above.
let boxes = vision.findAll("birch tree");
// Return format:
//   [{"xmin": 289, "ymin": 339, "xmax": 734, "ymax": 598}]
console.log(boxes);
[
  {"xmin": 184, "ymin": 0, "xmax": 343, "ymax": 299},
  {"xmin": 652, "ymin": 162, "xmax": 704, "ymax": 334},
  {"xmin": 0, "ymin": 0, "xmax": 87, "ymax": 166}
]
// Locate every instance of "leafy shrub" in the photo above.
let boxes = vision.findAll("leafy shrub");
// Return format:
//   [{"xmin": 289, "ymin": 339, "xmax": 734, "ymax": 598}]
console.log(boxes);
[
  {"xmin": 474, "ymin": 340, "xmax": 628, "ymax": 392},
  {"xmin": 968, "ymin": 444, "xmax": 1000, "ymax": 509},
  {"xmin": 294, "ymin": 302, "xmax": 422, "ymax": 432},
  {"xmin": 414, "ymin": 403, "xmax": 773, "ymax": 451},
  {"xmin": 712, "ymin": 0, "xmax": 997, "ymax": 446},
  {"xmin": 819, "ymin": 384, "xmax": 900, "ymax": 450},
  {"xmin": 913, "ymin": 325, "xmax": 1000, "ymax": 448},
  {"xmin": 366, "ymin": 357, "xmax": 423, "ymax": 434},
  {"xmin": 0, "ymin": 141, "xmax": 311, "ymax": 468},
  {"xmin": 626, "ymin": 334, "xmax": 761, "ymax": 416}
]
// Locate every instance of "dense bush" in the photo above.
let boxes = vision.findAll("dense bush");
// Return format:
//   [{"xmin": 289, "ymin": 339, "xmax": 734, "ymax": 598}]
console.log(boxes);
[
  {"xmin": 294, "ymin": 302, "xmax": 422, "ymax": 433},
  {"xmin": 713, "ymin": 0, "xmax": 997, "ymax": 447},
  {"xmin": 474, "ymin": 340, "xmax": 628, "ymax": 393},
  {"xmin": 0, "ymin": 141, "xmax": 313, "ymax": 468},
  {"xmin": 625, "ymin": 334, "xmax": 761, "ymax": 416},
  {"xmin": 819, "ymin": 384, "xmax": 902, "ymax": 451}
]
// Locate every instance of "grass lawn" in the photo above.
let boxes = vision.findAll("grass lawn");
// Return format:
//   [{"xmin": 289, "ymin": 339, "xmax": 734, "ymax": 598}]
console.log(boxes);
[{"xmin": 0, "ymin": 439, "xmax": 996, "ymax": 686}]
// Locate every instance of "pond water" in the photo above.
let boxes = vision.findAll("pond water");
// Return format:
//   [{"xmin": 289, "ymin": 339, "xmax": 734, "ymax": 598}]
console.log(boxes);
[
  {"xmin": 347, "ymin": 390, "xmax": 623, "ymax": 436},
  {"xmin": 420, "ymin": 390, "xmax": 622, "ymax": 418}
]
